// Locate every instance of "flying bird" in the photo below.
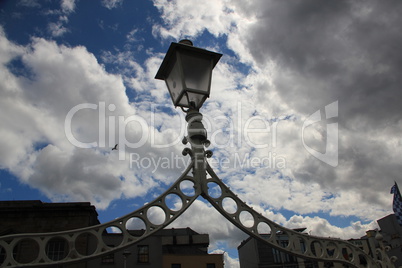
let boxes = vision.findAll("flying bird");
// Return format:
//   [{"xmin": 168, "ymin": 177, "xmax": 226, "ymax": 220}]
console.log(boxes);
[{"xmin": 112, "ymin": 144, "xmax": 118, "ymax": 150}]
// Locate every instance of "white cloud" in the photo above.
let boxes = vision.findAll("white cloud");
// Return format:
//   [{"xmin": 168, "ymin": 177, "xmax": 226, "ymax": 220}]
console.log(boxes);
[
  {"xmin": 152, "ymin": 0, "xmax": 238, "ymax": 39},
  {"xmin": 48, "ymin": 21, "xmax": 69, "ymax": 37},
  {"xmin": 61, "ymin": 0, "xmax": 76, "ymax": 14},
  {"xmin": 101, "ymin": 0, "xmax": 123, "ymax": 10},
  {"xmin": 45, "ymin": 0, "xmax": 76, "ymax": 37},
  {"xmin": 211, "ymin": 250, "xmax": 240, "ymax": 268},
  {"xmin": 286, "ymin": 215, "xmax": 378, "ymax": 240},
  {"xmin": 0, "ymin": 27, "xmax": 25, "ymax": 63},
  {"xmin": 0, "ymin": 30, "xmax": 182, "ymax": 209},
  {"xmin": 126, "ymin": 28, "xmax": 138, "ymax": 43},
  {"xmin": 167, "ymin": 199, "xmax": 248, "ymax": 250},
  {"xmin": 18, "ymin": 0, "xmax": 41, "ymax": 8}
]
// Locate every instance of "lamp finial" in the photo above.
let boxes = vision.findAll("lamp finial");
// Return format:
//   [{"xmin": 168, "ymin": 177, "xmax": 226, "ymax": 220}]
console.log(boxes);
[{"xmin": 179, "ymin": 39, "xmax": 193, "ymax": 46}]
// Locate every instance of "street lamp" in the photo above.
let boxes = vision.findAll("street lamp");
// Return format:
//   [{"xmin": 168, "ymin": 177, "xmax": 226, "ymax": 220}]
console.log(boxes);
[
  {"xmin": 155, "ymin": 39, "xmax": 222, "ymax": 177},
  {"xmin": 155, "ymin": 39, "xmax": 222, "ymax": 111},
  {"xmin": 155, "ymin": 40, "xmax": 222, "ymax": 151}
]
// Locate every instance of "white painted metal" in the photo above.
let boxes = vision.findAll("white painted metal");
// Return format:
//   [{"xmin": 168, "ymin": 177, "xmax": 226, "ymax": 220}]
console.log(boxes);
[{"xmin": 0, "ymin": 110, "xmax": 396, "ymax": 267}]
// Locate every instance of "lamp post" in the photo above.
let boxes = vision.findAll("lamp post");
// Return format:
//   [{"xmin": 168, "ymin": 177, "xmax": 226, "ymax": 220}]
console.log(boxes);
[{"xmin": 155, "ymin": 39, "xmax": 222, "ymax": 193}]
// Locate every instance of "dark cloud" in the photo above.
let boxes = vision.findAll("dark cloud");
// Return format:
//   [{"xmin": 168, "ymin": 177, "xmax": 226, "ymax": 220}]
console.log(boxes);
[
  {"xmin": 232, "ymin": 0, "xmax": 402, "ymax": 201},
  {"xmin": 238, "ymin": 0, "xmax": 402, "ymax": 128}
]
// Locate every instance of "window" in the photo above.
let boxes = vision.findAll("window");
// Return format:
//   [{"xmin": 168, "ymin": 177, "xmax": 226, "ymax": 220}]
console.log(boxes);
[
  {"xmin": 272, "ymin": 248, "xmax": 282, "ymax": 263},
  {"xmin": 323, "ymin": 262, "xmax": 334, "ymax": 268},
  {"xmin": 101, "ymin": 245, "xmax": 115, "ymax": 264},
  {"xmin": 280, "ymin": 239, "xmax": 289, "ymax": 248},
  {"xmin": 101, "ymin": 253, "xmax": 114, "ymax": 264},
  {"xmin": 300, "ymin": 239, "xmax": 306, "ymax": 253},
  {"xmin": 207, "ymin": 264, "xmax": 216, "ymax": 268},
  {"xmin": 341, "ymin": 248, "xmax": 350, "ymax": 260},
  {"xmin": 304, "ymin": 260, "xmax": 320, "ymax": 268},
  {"xmin": 282, "ymin": 252, "xmax": 292, "ymax": 263},
  {"xmin": 327, "ymin": 248, "xmax": 335, "ymax": 257},
  {"xmin": 171, "ymin": 264, "xmax": 181, "ymax": 268},
  {"xmin": 272, "ymin": 247, "xmax": 296, "ymax": 264},
  {"xmin": 310, "ymin": 242, "xmax": 317, "ymax": 256},
  {"xmin": 46, "ymin": 238, "xmax": 67, "ymax": 261},
  {"xmin": 137, "ymin": 245, "xmax": 149, "ymax": 263}
]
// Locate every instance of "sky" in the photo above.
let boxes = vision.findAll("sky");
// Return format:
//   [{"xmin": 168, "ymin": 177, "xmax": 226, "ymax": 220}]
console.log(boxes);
[{"xmin": 0, "ymin": 0, "xmax": 401, "ymax": 266}]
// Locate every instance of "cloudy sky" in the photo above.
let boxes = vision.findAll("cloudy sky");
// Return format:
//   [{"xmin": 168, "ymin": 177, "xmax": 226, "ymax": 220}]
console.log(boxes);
[{"xmin": 1, "ymin": 0, "xmax": 401, "ymax": 266}]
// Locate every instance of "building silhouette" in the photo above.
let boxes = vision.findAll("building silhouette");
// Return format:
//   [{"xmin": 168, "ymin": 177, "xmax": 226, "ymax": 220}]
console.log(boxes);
[
  {"xmin": 238, "ymin": 228, "xmax": 322, "ymax": 268},
  {"xmin": 96, "ymin": 227, "xmax": 223, "ymax": 268},
  {"xmin": 238, "ymin": 215, "xmax": 402, "ymax": 268},
  {"xmin": 0, "ymin": 200, "xmax": 223, "ymax": 268},
  {"xmin": 0, "ymin": 200, "xmax": 99, "ymax": 267},
  {"xmin": 364, "ymin": 214, "xmax": 402, "ymax": 268}
]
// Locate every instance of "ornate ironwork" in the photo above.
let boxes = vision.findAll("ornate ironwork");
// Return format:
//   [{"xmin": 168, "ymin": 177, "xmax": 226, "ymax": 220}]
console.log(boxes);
[{"xmin": 0, "ymin": 110, "xmax": 397, "ymax": 267}]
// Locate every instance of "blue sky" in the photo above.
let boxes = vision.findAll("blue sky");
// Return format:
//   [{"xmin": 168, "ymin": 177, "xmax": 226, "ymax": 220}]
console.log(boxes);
[{"xmin": 1, "ymin": 0, "xmax": 402, "ymax": 266}]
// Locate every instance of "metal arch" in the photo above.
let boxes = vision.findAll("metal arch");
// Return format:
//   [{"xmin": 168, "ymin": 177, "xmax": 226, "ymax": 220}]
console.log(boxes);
[
  {"xmin": 202, "ymin": 163, "xmax": 379, "ymax": 268},
  {"xmin": 0, "ymin": 159, "xmax": 201, "ymax": 267},
  {"xmin": 182, "ymin": 111, "xmax": 395, "ymax": 268},
  {"xmin": 0, "ymin": 109, "xmax": 398, "ymax": 268}
]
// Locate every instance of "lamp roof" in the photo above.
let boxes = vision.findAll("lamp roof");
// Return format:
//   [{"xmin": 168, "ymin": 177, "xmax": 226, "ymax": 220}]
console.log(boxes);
[{"xmin": 155, "ymin": 41, "xmax": 222, "ymax": 80}]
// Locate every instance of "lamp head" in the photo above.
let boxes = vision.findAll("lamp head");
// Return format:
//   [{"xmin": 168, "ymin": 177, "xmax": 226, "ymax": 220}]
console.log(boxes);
[{"xmin": 155, "ymin": 40, "xmax": 222, "ymax": 110}]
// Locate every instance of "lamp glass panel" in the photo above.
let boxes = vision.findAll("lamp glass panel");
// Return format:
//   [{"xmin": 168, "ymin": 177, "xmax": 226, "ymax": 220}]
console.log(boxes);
[
  {"xmin": 165, "ymin": 58, "xmax": 184, "ymax": 105},
  {"xmin": 180, "ymin": 51, "xmax": 212, "ymax": 94},
  {"xmin": 177, "ymin": 92, "xmax": 207, "ymax": 108}
]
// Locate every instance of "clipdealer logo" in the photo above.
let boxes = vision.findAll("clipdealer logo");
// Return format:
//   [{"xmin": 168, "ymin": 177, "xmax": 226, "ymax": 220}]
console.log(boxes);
[
  {"xmin": 63, "ymin": 101, "xmax": 338, "ymax": 169},
  {"xmin": 301, "ymin": 101, "xmax": 338, "ymax": 167},
  {"xmin": 63, "ymin": 102, "xmax": 283, "ymax": 162}
]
